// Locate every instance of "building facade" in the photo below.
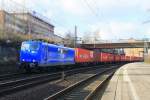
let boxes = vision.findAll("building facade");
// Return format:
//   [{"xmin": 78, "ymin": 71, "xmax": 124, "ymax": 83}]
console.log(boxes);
[
  {"xmin": 0, "ymin": 10, "xmax": 64, "ymax": 43},
  {"xmin": 124, "ymin": 48, "xmax": 143, "ymax": 57},
  {"xmin": 14, "ymin": 12, "xmax": 54, "ymax": 36},
  {"xmin": 0, "ymin": 10, "xmax": 27, "ymax": 34}
]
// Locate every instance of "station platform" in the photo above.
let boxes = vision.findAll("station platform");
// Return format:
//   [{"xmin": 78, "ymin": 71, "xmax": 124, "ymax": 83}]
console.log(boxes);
[{"xmin": 101, "ymin": 62, "xmax": 150, "ymax": 100}]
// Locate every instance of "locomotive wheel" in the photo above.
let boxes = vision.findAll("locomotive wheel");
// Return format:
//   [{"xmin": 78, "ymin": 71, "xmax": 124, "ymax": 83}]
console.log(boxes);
[{"xmin": 25, "ymin": 64, "xmax": 31, "ymax": 73}]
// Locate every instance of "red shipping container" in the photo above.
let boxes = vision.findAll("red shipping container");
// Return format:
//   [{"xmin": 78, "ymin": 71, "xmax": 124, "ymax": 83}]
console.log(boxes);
[
  {"xmin": 115, "ymin": 54, "xmax": 121, "ymax": 62},
  {"xmin": 93, "ymin": 51, "xmax": 101, "ymax": 62},
  {"xmin": 75, "ymin": 48, "xmax": 94, "ymax": 63},
  {"xmin": 125, "ymin": 56, "xmax": 131, "ymax": 61},
  {"xmin": 139, "ymin": 57, "xmax": 143, "ymax": 61},
  {"xmin": 108, "ymin": 53, "xmax": 115, "ymax": 62},
  {"xmin": 135, "ymin": 57, "xmax": 139, "ymax": 61},
  {"xmin": 130, "ymin": 56, "xmax": 135, "ymax": 61},
  {"xmin": 100, "ymin": 52, "xmax": 110, "ymax": 62},
  {"xmin": 133, "ymin": 56, "xmax": 137, "ymax": 61},
  {"xmin": 120, "ymin": 55, "xmax": 125, "ymax": 61}
]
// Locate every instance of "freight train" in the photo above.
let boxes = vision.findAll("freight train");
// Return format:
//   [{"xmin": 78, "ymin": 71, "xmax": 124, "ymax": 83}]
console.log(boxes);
[{"xmin": 19, "ymin": 40, "xmax": 143, "ymax": 71}]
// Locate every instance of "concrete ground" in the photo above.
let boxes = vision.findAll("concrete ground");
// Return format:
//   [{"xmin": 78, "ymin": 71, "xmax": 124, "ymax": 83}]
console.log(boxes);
[{"xmin": 101, "ymin": 62, "xmax": 150, "ymax": 100}]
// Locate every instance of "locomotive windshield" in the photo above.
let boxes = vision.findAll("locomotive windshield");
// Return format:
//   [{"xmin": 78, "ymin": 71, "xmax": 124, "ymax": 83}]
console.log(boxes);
[{"xmin": 21, "ymin": 43, "xmax": 39, "ymax": 51}]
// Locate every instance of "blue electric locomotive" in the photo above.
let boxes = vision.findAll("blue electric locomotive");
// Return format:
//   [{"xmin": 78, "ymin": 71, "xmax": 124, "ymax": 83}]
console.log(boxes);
[{"xmin": 20, "ymin": 40, "xmax": 75, "ymax": 70}]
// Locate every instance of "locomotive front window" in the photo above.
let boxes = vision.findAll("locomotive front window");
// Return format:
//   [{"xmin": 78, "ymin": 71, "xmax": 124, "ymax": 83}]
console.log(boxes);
[
  {"xmin": 21, "ymin": 43, "xmax": 30, "ymax": 51},
  {"xmin": 21, "ymin": 43, "xmax": 39, "ymax": 51},
  {"xmin": 30, "ymin": 44, "xmax": 39, "ymax": 51}
]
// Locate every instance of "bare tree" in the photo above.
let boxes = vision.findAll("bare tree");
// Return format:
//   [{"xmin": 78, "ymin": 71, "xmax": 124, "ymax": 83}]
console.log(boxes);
[
  {"xmin": 93, "ymin": 29, "xmax": 101, "ymax": 43},
  {"xmin": 82, "ymin": 32, "xmax": 92, "ymax": 44},
  {"xmin": 64, "ymin": 31, "xmax": 74, "ymax": 47},
  {"xmin": 82, "ymin": 30, "xmax": 101, "ymax": 44}
]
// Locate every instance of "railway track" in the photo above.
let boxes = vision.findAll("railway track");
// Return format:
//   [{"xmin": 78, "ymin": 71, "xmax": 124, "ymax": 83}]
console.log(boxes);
[
  {"xmin": 0, "ymin": 73, "xmax": 25, "ymax": 81},
  {"xmin": 44, "ymin": 67, "xmax": 116, "ymax": 100},
  {"xmin": 0, "ymin": 72, "xmax": 54, "ymax": 83},
  {"xmin": 0, "ymin": 63, "xmax": 118, "ymax": 82},
  {"xmin": 0, "ymin": 64, "xmax": 115, "ymax": 97}
]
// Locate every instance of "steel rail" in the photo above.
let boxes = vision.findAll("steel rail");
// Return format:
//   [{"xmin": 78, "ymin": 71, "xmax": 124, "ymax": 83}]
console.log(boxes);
[
  {"xmin": 85, "ymin": 72, "xmax": 114, "ymax": 100},
  {"xmin": 44, "ymin": 67, "xmax": 117, "ymax": 100},
  {"xmin": 0, "ymin": 64, "xmax": 112, "ymax": 96},
  {"xmin": 0, "ymin": 72, "xmax": 25, "ymax": 81}
]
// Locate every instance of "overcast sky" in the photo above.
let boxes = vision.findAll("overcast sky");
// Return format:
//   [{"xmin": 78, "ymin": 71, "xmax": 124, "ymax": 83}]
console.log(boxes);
[{"xmin": 2, "ymin": 0, "xmax": 150, "ymax": 40}]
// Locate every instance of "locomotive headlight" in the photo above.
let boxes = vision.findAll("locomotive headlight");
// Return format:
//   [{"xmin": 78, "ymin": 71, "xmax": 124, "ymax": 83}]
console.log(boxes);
[
  {"xmin": 32, "ymin": 59, "xmax": 36, "ymax": 62},
  {"xmin": 22, "ymin": 59, "xmax": 25, "ymax": 61},
  {"xmin": 31, "ymin": 51, "xmax": 36, "ymax": 53}
]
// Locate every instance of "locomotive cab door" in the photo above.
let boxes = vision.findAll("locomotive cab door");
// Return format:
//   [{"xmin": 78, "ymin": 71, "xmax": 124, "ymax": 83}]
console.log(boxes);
[{"xmin": 43, "ymin": 45, "xmax": 48, "ymax": 64}]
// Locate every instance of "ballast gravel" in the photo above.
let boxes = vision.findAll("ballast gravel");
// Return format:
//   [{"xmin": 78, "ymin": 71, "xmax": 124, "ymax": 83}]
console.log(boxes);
[{"xmin": 0, "ymin": 68, "xmax": 107, "ymax": 100}]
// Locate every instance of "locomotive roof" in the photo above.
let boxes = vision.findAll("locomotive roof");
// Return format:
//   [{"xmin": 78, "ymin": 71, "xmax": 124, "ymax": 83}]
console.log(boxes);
[{"xmin": 22, "ymin": 40, "xmax": 74, "ymax": 50}]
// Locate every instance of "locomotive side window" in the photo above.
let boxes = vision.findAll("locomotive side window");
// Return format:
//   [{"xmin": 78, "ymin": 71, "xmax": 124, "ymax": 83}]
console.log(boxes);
[
  {"xmin": 63, "ymin": 49, "xmax": 68, "ymax": 54},
  {"xmin": 58, "ymin": 48, "xmax": 68, "ymax": 54}
]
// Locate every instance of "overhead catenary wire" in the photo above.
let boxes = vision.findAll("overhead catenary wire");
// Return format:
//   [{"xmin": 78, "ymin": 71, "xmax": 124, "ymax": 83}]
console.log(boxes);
[
  {"xmin": 82, "ymin": 0, "xmax": 102, "ymax": 44},
  {"xmin": 82, "ymin": 0, "xmax": 113, "ymax": 42},
  {"xmin": 83, "ymin": 0, "xmax": 102, "ymax": 21}
]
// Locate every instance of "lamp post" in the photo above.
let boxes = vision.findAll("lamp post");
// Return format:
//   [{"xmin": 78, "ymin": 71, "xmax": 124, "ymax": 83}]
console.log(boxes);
[
  {"xmin": 143, "ymin": 38, "xmax": 149, "ymax": 62},
  {"xmin": 74, "ymin": 25, "xmax": 77, "ymax": 48}
]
